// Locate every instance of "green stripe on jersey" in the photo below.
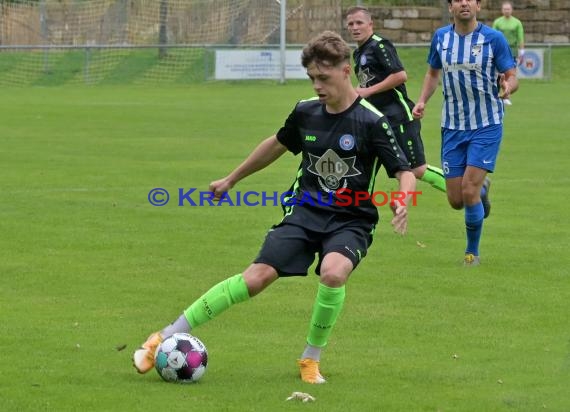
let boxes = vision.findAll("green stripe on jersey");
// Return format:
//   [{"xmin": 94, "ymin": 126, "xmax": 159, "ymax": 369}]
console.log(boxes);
[
  {"xmin": 367, "ymin": 157, "xmax": 379, "ymax": 194},
  {"xmin": 298, "ymin": 96, "xmax": 319, "ymax": 104},
  {"xmin": 282, "ymin": 167, "xmax": 304, "ymax": 218},
  {"xmin": 359, "ymin": 98, "xmax": 385, "ymax": 118}
]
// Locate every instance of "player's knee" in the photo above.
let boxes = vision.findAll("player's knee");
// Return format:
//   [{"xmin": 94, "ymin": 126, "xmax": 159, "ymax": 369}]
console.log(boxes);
[
  {"xmin": 447, "ymin": 193, "xmax": 464, "ymax": 210},
  {"xmin": 320, "ymin": 271, "xmax": 348, "ymax": 288},
  {"xmin": 448, "ymin": 200, "xmax": 463, "ymax": 210},
  {"xmin": 320, "ymin": 260, "xmax": 351, "ymax": 287},
  {"xmin": 461, "ymin": 184, "xmax": 480, "ymax": 204},
  {"xmin": 319, "ymin": 252, "xmax": 353, "ymax": 287}
]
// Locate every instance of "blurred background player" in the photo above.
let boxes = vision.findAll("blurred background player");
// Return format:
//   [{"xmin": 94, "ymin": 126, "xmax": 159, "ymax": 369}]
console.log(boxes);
[
  {"xmin": 134, "ymin": 31, "xmax": 415, "ymax": 384},
  {"xmin": 492, "ymin": 1, "xmax": 525, "ymax": 105},
  {"xmin": 412, "ymin": 0, "xmax": 518, "ymax": 266},
  {"xmin": 346, "ymin": 6, "xmax": 446, "ymax": 193}
]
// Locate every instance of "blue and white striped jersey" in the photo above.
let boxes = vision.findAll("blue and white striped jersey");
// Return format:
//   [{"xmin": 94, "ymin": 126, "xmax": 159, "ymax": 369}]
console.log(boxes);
[{"xmin": 428, "ymin": 23, "xmax": 515, "ymax": 130}]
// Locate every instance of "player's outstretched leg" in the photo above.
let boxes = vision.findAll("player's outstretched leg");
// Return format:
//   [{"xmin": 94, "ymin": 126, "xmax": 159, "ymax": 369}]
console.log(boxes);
[{"xmin": 133, "ymin": 273, "xmax": 251, "ymax": 374}]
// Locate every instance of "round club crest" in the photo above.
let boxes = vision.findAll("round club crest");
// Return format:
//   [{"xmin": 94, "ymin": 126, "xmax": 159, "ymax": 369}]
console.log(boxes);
[{"xmin": 339, "ymin": 134, "xmax": 355, "ymax": 151}]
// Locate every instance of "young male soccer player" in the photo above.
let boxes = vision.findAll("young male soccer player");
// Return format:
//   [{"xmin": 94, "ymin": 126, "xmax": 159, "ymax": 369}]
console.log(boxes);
[
  {"xmin": 134, "ymin": 31, "xmax": 416, "ymax": 384},
  {"xmin": 346, "ymin": 6, "xmax": 446, "ymax": 193},
  {"xmin": 412, "ymin": 0, "xmax": 518, "ymax": 266}
]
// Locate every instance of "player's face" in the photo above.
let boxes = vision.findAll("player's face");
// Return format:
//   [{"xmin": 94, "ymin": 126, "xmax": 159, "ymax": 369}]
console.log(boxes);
[
  {"xmin": 346, "ymin": 11, "xmax": 373, "ymax": 45},
  {"xmin": 306, "ymin": 61, "xmax": 350, "ymax": 108},
  {"xmin": 501, "ymin": 3, "xmax": 513, "ymax": 17},
  {"xmin": 448, "ymin": 0, "xmax": 480, "ymax": 22}
]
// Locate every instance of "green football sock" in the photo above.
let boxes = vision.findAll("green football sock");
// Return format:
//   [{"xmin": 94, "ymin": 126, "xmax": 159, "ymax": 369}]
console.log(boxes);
[
  {"xmin": 306, "ymin": 283, "xmax": 346, "ymax": 348},
  {"xmin": 421, "ymin": 165, "xmax": 446, "ymax": 192},
  {"xmin": 183, "ymin": 273, "xmax": 250, "ymax": 329}
]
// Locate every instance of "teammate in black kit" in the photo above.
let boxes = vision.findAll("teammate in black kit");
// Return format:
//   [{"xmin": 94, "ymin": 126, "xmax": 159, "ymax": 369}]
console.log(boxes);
[
  {"xmin": 346, "ymin": 6, "xmax": 446, "ymax": 193},
  {"xmin": 133, "ymin": 31, "xmax": 416, "ymax": 385}
]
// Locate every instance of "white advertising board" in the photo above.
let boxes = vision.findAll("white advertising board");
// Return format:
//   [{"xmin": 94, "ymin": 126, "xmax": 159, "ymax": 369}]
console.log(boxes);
[{"xmin": 215, "ymin": 49, "xmax": 306, "ymax": 80}]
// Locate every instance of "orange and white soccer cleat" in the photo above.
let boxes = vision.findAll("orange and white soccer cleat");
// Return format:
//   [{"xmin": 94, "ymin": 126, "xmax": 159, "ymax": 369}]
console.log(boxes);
[
  {"xmin": 133, "ymin": 332, "xmax": 163, "ymax": 374},
  {"xmin": 297, "ymin": 358, "xmax": 326, "ymax": 384}
]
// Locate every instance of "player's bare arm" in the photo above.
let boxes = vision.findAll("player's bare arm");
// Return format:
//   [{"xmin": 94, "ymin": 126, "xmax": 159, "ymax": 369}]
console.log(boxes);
[
  {"xmin": 390, "ymin": 170, "xmax": 416, "ymax": 235},
  {"xmin": 209, "ymin": 135, "xmax": 287, "ymax": 199},
  {"xmin": 412, "ymin": 67, "xmax": 441, "ymax": 119},
  {"xmin": 355, "ymin": 71, "xmax": 407, "ymax": 99}
]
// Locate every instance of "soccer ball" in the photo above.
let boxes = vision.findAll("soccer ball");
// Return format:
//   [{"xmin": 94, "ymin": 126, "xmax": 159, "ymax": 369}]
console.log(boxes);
[{"xmin": 154, "ymin": 333, "xmax": 208, "ymax": 383}]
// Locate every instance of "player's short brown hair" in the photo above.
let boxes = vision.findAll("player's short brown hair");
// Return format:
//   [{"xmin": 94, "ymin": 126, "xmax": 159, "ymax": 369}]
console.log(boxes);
[
  {"xmin": 301, "ymin": 31, "xmax": 351, "ymax": 68},
  {"xmin": 346, "ymin": 5, "xmax": 371, "ymax": 18}
]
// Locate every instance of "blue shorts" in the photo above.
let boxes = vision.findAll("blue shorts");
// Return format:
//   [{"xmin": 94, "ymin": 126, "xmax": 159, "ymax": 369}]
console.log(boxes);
[{"xmin": 441, "ymin": 124, "xmax": 503, "ymax": 178}]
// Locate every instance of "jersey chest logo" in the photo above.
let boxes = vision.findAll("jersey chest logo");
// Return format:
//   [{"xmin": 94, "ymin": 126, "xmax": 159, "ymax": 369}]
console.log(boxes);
[
  {"xmin": 471, "ymin": 44, "xmax": 482, "ymax": 57},
  {"xmin": 357, "ymin": 67, "xmax": 375, "ymax": 88},
  {"xmin": 307, "ymin": 149, "xmax": 361, "ymax": 192}
]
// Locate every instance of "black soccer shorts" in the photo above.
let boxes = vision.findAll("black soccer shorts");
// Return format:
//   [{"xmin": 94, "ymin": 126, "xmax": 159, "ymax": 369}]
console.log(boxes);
[
  {"xmin": 394, "ymin": 118, "xmax": 427, "ymax": 169},
  {"xmin": 253, "ymin": 222, "xmax": 373, "ymax": 277}
]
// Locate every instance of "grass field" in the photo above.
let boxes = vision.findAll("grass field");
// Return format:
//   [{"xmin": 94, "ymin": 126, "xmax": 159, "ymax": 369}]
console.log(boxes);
[{"xmin": 1, "ymin": 48, "xmax": 569, "ymax": 411}]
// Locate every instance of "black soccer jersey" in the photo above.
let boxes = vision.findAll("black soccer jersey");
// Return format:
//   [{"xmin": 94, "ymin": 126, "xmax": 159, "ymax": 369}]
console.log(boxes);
[
  {"xmin": 353, "ymin": 34, "xmax": 415, "ymax": 126},
  {"xmin": 275, "ymin": 96, "xmax": 410, "ymax": 229}
]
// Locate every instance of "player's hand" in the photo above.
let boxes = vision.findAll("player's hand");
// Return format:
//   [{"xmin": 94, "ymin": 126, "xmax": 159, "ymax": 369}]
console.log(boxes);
[
  {"xmin": 355, "ymin": 86, "xmax": 370, "ymax": 99},
  {"xmin": 498, "ymin": 73, "xmax": 511, "ymax": 100},
  {"xmin": 517, "ymin": 49, "xmax": 525, "ymax": 66},
  {"xmin": 412, "ymin": 103, "xmax": 425, "ymax": 119},
  {"xmin": 209, "ymin": 177, "xmax": 233, "ymax": 201},
  {"xmin": 390, "ymin": 201, "xmax": 408, "ymax": 235}
]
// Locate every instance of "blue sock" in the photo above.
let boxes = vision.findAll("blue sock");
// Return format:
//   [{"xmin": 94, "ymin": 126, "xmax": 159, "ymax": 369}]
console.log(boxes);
[{"xmin": 465, "ymin": 202, "xmax": 484, "ymax": 255}]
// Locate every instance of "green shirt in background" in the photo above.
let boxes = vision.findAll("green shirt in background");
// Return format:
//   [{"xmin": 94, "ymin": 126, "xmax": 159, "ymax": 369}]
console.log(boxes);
[{"xmin": 492, "ymin": 16, "xmax": 525, "ymax": 58}]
